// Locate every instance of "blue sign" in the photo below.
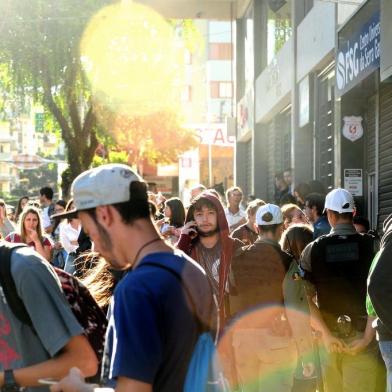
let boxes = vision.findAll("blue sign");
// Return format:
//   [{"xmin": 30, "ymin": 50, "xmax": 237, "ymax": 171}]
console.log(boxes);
[{"xmin": 336, "ymin": 10, "xmax": 380, "ymax": 96}]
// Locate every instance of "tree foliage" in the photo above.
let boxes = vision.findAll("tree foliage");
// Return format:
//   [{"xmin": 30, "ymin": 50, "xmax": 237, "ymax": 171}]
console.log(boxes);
[
  {"xmin": 97, "ymin": 109, "xmax": 198, "ymax": 175},
  {"xmin": 0, "ymin": 0, "xmax": 107, "ymax": 181},
  {"xmin": 0, "ymin": 1, "xmax": 202, "ymax": 192}
]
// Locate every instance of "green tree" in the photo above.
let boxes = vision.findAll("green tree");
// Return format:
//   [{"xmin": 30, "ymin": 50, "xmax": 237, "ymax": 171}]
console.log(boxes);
[
  {"xmin": 0, "ymin": 0, "xmax": 107, "ymax": 183},
  {"xmin": 99, "ymin": 109, "xmax": 198, "ymax": 175}
]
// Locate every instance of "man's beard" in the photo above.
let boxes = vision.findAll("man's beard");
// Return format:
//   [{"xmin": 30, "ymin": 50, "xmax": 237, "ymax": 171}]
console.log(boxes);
[{"xmin": 197, "ymin": 226, "xmax": 219, "ymax": 237}]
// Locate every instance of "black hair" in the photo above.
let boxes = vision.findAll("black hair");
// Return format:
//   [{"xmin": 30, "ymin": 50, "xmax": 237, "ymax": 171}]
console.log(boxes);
[
  {"xmin": 304, "ymin": 193, "xmax": 326, "ymax": 216},
  {"xmin": 328, "ymin": 210, "xmax": 353, "ymax": 220},
  {"xmin": 258, "ymin": 224, "xmax": 281, "ymax": 235},
  {"xmin": 275, "ymin": 172, "xmax": 284, "ymax": 181},
  {"xmin": 165, "ymin": 198, "xmax": 185, "ymax": 228},
  {"xmin": 353, "ymin": 216, "xmax": 370, "ymax": 232},
  {"xmin": 112, "ymin": 181, "xmax": 150, "ymax": 224},
  {"xmin": 40, "ymin": 186, "xmax": 54, "ymax": 200},
  {"xmin": 55, "ymin": 199, "xmax": 67, "ymax": 209},
  {"xmin": 294, "ymin": 182, "xmax": 311, "ymax": 200}
]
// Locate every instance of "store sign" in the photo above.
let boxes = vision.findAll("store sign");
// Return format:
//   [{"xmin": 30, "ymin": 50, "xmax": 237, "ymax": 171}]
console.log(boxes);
[
  {"xmin": 237, "ymin": 89, "xmax": 254, "ymax": 142},
  {"xmin": 344, "ymin": 168, "xmax": 363, "ymax": 197},
  {"xmin": 342, "ymin": 116, "xmax": 363, "ymax": 142},
  {"xmin": 186, "ymin": 123, "xmax": 235, "ymax": 147},
  {"xmin": 336, "ymin": 10, "xmax": 380, "ymax": 96}
]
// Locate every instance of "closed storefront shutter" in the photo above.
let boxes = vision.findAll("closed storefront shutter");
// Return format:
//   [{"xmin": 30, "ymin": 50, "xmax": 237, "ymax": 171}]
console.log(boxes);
[
  {"xmin": 316, "ymin": 76, "xmax": 334, "ymax": 191},
  {"xmin": 378, "ymin": 85, "xmax": 392, "ymax": 231}
]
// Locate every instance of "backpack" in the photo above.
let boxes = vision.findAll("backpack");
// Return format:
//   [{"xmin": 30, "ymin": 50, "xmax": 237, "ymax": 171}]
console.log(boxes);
[
  {"xmin": 141, "ymin": 261, "xmax": 228, "ymax": 392},
  {"xmin": 0, "ymin": 243, "xmax": 107, "ymax": 382}
]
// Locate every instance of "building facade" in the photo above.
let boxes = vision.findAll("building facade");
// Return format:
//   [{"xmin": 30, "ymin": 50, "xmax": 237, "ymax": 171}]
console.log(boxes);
[{"xmin": 235, "ymin": 0, "xmax": 392, "ymax": 232}]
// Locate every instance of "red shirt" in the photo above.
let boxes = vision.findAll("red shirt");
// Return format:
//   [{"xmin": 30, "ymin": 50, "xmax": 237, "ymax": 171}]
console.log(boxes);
[{"xmin": 5, "ymin": 232, "xmax": 52, "ymax": 250}]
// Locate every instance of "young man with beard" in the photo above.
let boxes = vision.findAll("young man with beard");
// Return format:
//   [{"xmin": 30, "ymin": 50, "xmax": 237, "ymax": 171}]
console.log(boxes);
[
  {"xmin": 51, "ymin": 164, "xmax": 214, "ymax": 392},
  {"xmin": 177, "ymin": 191, "xmax": 243, "ymax": 325}
]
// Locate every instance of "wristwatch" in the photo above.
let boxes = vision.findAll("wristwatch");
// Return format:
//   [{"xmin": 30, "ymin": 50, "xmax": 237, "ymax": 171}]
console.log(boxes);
[{"xmin": 2, "ymin": 370, "xmax": 20, "ymax": 392}]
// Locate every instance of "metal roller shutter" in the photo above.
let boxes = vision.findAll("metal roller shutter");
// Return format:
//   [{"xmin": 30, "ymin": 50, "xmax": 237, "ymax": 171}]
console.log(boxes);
[{"xmin": 378, "ymin": 85, "xmax": 392, "ymax": 231}]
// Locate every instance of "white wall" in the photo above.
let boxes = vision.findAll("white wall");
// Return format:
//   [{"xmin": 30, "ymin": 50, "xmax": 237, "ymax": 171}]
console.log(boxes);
[
  {"xmin": 297, "ymin": 1, "xmax": 336, "ymax": 82},
  {"xmin": 255, "ymin": 37, "xmax": 293, "ymax": 123}
]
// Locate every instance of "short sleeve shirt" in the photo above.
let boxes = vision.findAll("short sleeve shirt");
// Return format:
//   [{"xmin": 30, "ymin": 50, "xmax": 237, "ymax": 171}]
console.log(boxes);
[
  {"xmin": 5, "ymin": 232, "xmax": 53, "ymax": 251},
  {"xmin": 0, "ymin": 247, "xmax": 83, "ymax": 391},
  {"xmin": 104, "ymin": 251, "xmax": 213, "ymax": 392}
]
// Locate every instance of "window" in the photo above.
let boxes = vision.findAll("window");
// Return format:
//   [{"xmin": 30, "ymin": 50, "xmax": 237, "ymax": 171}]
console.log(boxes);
[
  {"xmin": 209, "ymin": 43, "xmax": 232, "ymax": 60},
  {"xmin": 219, "ymin": 82, "xmax": 233, "ymax": 98},
  {"xmin": 210, "ymin": 82, "xmax": 233, "ymax": 99}
]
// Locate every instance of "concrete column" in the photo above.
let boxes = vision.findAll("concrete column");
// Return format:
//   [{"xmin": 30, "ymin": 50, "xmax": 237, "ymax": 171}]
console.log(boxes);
[{"xmin": 291, "ymin": 0, "xmax": 313, "ymax": 186}]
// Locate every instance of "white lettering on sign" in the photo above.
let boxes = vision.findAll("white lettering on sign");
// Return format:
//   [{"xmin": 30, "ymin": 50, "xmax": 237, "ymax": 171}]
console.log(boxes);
[
  {"xmin": 336, "ymin": 12, "xmax": 380, "ymax": 93},
  {"xmin": 186, "ymin": 123, "xmax": 236, "ymax": 147}
]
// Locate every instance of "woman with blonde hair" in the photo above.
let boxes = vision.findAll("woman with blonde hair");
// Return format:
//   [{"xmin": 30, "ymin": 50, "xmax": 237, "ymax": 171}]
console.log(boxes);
[
  {"xmin": 6, "ymin": 206, "xmax": 52, "ymax": 261},
  {"xmin": 281, "ymin": 203, "xmax": 308, "ymax": 229}
]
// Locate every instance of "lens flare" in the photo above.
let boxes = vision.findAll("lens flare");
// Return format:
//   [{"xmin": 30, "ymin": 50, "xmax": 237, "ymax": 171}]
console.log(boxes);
[
  {"xmin": 217, "ymin": 305, "xmax": 319, "ymax": 391},
  {"xmin": 80, "ymin": 1, "xmax": 185, "ymax": 118}
]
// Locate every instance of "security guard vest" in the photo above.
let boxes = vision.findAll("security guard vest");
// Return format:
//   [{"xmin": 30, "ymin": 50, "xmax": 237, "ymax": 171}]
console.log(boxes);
[{"xmin": 309, "ymin": 233, "xmax": 375, "ymax": 331}]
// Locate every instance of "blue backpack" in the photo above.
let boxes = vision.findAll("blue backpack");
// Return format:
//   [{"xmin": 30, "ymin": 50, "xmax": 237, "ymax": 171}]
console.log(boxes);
[{"xmin": 141, "ymin": 261, "xmax": 228, "ymax": 392}]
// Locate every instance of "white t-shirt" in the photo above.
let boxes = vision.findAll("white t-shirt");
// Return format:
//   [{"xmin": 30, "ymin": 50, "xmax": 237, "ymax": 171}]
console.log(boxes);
[
  {"xmin": 224, "ymin": 207, "xmax": 246, "ymax": 229},
  {"xmin": 59, "ymin": 222, "xmax": 81, "ymax": 254}
]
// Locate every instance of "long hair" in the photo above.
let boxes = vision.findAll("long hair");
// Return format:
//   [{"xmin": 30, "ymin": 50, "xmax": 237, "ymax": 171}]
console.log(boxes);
[
  {"xmin": 165, "ymin": 197, "xmax": 185, "ymax": 228},
  {"xmin": 15, "ymin": 196, "xmax": 29, "ymax": 222},
  {"xmin": 18, "ymin": 206, "xmax": 45, "ymax": 244},
  {"xmin": 280, "ymin": 224, "xmax": 313, "ymax": 261}
]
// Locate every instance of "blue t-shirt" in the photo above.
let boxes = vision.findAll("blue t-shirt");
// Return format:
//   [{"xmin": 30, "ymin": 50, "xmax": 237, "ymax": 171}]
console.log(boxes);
[
  {"xmin": 313, "ymin": 216, "xmax": 331, "ymax": 239},
  {"xmin": 103, "ymin": 250, "xmax": 213, "ymax": 392}
]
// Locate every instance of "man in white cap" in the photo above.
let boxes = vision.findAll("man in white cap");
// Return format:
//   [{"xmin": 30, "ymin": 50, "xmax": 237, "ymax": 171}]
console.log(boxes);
[
  {"xmin": 300, "ymin": 188, "xmax": 378, "ymax": 392},
  {"xmin": 51, "ymin": 164, "xmax": 214, "ymax": 392},
  {"xmin": 228, "ymin": 203, "xmax": 296, "ymax": 391}
]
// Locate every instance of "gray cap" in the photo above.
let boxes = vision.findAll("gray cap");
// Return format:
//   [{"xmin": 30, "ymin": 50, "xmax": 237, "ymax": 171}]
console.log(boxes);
[{"xmin": 52, "ymin": 164, "xmax": 142, "ymax": 219}]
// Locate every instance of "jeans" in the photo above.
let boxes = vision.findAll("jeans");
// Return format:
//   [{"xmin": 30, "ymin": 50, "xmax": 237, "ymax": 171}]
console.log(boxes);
[{"xmin": 379, "ymin": 341, "xmax": 392, "ymax": 392}]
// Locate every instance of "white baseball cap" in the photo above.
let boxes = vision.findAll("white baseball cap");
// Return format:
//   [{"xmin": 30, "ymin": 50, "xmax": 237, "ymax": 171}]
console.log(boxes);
[
  {"xmin": 53, "ymin": 164, "xmax": 143, "ymax": 218},
  {"xmin": 255, "ymin": 203, "xmax": 283, "ymax": 226},
  {"xmin": 324, "ymin": 188, "xmax": 354, "ymax": 214}
]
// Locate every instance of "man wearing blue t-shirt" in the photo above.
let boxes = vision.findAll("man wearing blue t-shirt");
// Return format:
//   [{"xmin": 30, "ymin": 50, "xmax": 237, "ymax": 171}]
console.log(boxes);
[{"xmin": 52, "ymin": 164, "xmax": 214, "ymax": 392}]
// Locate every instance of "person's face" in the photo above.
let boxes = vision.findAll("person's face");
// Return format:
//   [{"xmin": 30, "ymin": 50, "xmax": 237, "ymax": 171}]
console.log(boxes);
[
  {"xmin": 303, "ymin": 203, "xmax": 316, "ymax": 223},
  {"xmin": 54, "ymin": 204, "xmax": 65, "ymax": 214},
  {"xmin": 78, "ymin": 210, "xmax": 121, "ymax": 267},
  {"xmin": 284, "ymin": 171, "xmax": 292, "ymax": 185},
  {"xmin": 194, "ymin": 206, "xmax": 218, "ymax": 235},
  {"xmin": 228, "ymin": 190, "xmax": 243, "ymax": 207},
  {"xmin": 39, "ymin": 194, "xmax": 45, "ymax": 205},
  {"xmin": 0, "ymin": 202, "xmax": 5, "ymax": 219},
  {"xmin": 164, "ymin": 205, "xmax": 172, "ymax": 219},
  {"xmin": 24, "ymin": 213, "xmax": 39, "ymax": 231},
  {"xmin": 20, "ymin": 198, "xmax": 29, "ymax": 210}
]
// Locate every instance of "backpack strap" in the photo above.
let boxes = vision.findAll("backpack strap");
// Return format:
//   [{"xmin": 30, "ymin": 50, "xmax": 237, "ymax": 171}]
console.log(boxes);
[{"xmin": 0, "ymin": 243, "xmax": 33, "ymax": 327}]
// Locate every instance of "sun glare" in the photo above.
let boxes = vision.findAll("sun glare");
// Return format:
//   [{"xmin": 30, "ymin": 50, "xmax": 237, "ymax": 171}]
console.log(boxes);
[{"xmin": 80, "ymin": 2, "xmax": 185, "ymax": 118}]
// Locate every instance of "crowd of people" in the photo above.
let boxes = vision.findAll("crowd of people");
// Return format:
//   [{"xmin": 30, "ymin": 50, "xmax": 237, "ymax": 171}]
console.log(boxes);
[{"xmin": 0, "ymin": 165, "xmax": 391, "ymax": 392}]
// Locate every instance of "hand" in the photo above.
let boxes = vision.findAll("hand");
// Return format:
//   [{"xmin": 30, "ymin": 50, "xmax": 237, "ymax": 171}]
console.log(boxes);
[
  {"xmin": 50, "ymin": 367, "xmax": 93, "ymax": 392},
  {"xmin": 28, "ymin": 229, "xmax": 39, "ymax": 243},
  {"xmin": 302, "ymin": 361, "xmax": 316, "ymax": 378},
  {"xmin": 54, "ymin": 241, "xmax": 63, "ymax": 250},
  {"xmin": 347, "ymin": 336, "xmax": 372, "ymax": 356},
  {"xmin": 322, "ymin": 333, "xmax": 346, "ymax": 353},
  {"xmin": 181, "ymin": 221, "xmax": 197, "ymax": 237}
]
